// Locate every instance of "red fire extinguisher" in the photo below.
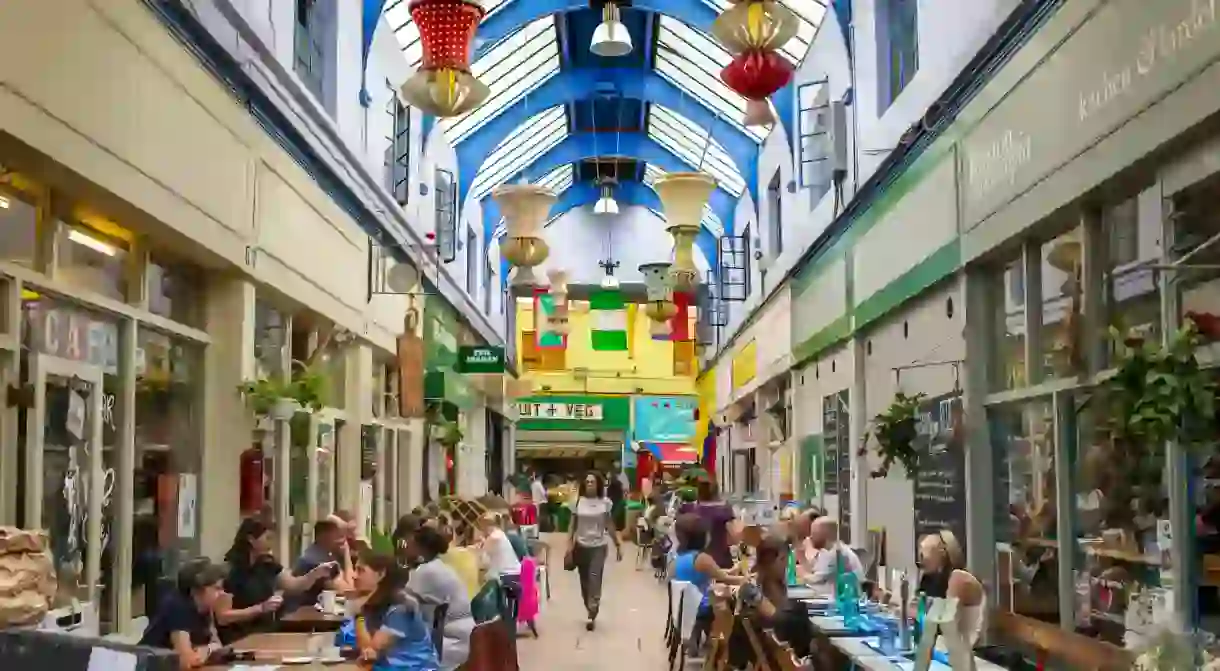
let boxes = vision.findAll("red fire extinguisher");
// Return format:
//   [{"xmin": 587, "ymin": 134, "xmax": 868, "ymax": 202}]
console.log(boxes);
[{"xmin": 240, "ymin": 446, "xmax": 264, "ymax": 516}]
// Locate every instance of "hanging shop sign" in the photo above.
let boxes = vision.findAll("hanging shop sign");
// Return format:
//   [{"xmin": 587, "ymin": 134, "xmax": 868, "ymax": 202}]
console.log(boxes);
[
  {"xmin": 731, "ymin": 340, "xmax": 757, "ymax": 390},
  {"xmin": 515, "ymin": 395, "xmax": 631, "ymax": 431},
  {"xmin": 456, "ymin": 345, "xmax": 505, "ymax": 374},
  {"xmin": 633, "ymin": 396, "xmax": 698, "ymax": 443},
  {"xmin": 961, "ymin": 0, "xmax": 1220, "ymax": 232}
]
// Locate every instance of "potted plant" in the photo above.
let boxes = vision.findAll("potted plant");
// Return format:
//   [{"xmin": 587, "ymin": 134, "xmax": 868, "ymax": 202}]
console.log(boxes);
[
  {"xmin": 437, "ymin": 420, "xmax": 463, "ymax": 447},
  {"xmin": 239, "ymin": 363, "xmax": 330, "ymax": 420},
  {"xmin": 861, "ymin": 391, "xmax": 926, "ymax": 478}
]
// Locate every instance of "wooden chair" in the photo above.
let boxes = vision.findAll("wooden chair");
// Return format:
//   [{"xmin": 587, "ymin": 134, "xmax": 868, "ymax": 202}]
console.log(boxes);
[
  {"xmin": 762, "ymin": 630, "xmax": 806, "ymax": 671},
  {"xmin": 701, "ymin": 590, "xmax": 735, "ymax": 671},
  {"xmin": 739, "ymin": 617, "xmax": 775, "ymax": 671}
]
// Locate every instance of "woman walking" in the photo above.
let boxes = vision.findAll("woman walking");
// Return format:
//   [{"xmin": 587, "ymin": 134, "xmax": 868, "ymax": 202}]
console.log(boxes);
[{"xmin": 566, "ymin": 472, "xmax": 623, "ymax": 630}]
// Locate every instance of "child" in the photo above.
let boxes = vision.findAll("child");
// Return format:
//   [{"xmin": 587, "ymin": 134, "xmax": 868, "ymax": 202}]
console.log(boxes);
[{"xmin": 651, "ymin": 515, "xmax": 675, "ymax": 580}]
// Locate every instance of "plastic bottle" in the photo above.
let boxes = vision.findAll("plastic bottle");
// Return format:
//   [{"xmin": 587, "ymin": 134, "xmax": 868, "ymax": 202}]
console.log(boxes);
[{"xmin": 786, "ymin": 547, "xmax": 799, "ymax": 586}]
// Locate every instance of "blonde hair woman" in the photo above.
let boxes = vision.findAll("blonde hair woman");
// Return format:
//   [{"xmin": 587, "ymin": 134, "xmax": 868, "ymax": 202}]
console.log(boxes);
[
  {"xmin": 917, "ymin": 530, "xmax": 986, "ymax": 647},
  {"xmin": 476, "ymin": 512, "xmax": 521, "ymax": 578}
]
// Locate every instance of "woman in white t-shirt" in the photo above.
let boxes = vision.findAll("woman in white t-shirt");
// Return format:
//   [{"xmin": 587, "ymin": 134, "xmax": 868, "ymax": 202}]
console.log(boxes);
[{"xmin": 567, "ymin": 472, "xmax": 623, "ymax": 631}]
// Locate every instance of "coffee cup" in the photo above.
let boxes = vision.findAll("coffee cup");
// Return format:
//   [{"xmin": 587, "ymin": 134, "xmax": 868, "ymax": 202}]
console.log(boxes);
[{"xmin": 319, "ymin": 590, "xmax": 337, "ymax": 614}]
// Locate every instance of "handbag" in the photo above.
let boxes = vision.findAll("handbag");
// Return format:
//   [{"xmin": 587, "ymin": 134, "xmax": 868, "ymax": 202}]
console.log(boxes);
[{"xmin": 563, "ymin": 549, "xmax": 576, "ymax": 572}]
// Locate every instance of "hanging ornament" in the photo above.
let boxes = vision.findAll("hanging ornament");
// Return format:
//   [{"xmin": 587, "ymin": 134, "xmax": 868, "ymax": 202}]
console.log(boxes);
[
  {"xmin": 546, "ymin": 268, "xmax": 570, "ymax": 335},
  {"xmin": 399, "ymin": 0, "xmax": 490, "ymax": 117},
  {"xmin": 653, "ymin": 172, "xmax": 716, "ymax": 292},
  {"xmin": 494, "ymin": 184, "xmax": 555, "ymax": 286},
  {"xmin": 712, "ymin": 0, "xmax": 800, "ymax": 54},
  {"xmin": 640, "ymin": 262, "xmax": 677, "ymax": 324},
  {"xmin": 721, "ymin": 50, "xmax": 793, "ymax": 126}
]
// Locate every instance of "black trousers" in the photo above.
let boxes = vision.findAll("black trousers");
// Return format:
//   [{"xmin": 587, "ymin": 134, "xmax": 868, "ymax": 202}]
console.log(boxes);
[{"xmin": 573, "ymin": 543, "xmax": 608, "ymax": 616}]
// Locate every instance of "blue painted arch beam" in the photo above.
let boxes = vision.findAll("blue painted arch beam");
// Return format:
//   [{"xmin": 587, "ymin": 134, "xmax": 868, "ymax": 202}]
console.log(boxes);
[
  {"xmin": 520, "ymin": 132, "xmax": 736, "ymax": 229},
  {"xmin": 454, "ymin": 68, "xmax": 760, "ymax": 207}
]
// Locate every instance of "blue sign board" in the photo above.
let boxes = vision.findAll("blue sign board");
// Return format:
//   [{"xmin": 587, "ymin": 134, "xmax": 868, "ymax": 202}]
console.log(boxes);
[{"xmin": 633, "ymin": 396, "xmax": 698, "ymax": 443}]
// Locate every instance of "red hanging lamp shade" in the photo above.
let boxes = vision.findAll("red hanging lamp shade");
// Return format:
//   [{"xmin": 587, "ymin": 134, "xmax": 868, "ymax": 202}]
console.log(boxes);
[
  {"xmin": 400, "ymin": 0, "xmax": 491, "ymax": 117},
  {"xmin": 721, "ymin": 49, "xmax": 793, "ymax": 126}
]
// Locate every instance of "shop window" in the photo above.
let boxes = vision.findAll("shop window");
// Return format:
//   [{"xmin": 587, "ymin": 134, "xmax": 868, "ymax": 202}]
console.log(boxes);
[
  {"xmin": 57, "ymin": 222, "xmax": 128, "ymax": 302},
  {"xmin": 254, "ymin": 301, "xmax": 289, "ymax": 380},
  {"xmin": 1174, "ymin": 177, "xmax": 1220, "ymax": 340},
  {"xmin": 876, "ymin": 0, "xmax": 919, "ymax": 112},
  {"xmin": 294, "ymin": 0, "xmax": 335, "ymax": 110},
  {"xmin": 147, "ymin": 254, "xmax": 203, "ymax": 327},
  {"xmin": 133, "ymin": 328, "xmax": 202, "ymax": 616},
  {"xmin": 1039, "ymin": 225, "xmax": 1084, "ymax": 380},
  {"xmin": 1103, "ymin": 194, "xmax": 1160, "ymax": 365},
  {"xmin": 991, "ymin": 257, "xmax": 1027, "ymax": 391},
  {"xmin": 989, "ymin": 398, "xmax": 1058, "ymax": 624},
  {"xmin": 1071, "ymin": 403, "xmax": 1167, "ymax": 646},
  {"xmin": 0, "ymin": 186, "xmax": 38, "ymax": 268}
]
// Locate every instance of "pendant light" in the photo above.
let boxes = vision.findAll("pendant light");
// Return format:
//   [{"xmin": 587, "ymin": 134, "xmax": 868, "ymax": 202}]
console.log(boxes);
[
  {"xmin": 590, "ymin": 2, "xmax": 633, "ymax": 58},
  {"xmin": 400, "ymin": 0, "xmax": 490, "ymax": 117},
  {"xmin": 593, "ymin": 180, "xmax": 619, "ymax": 215}
]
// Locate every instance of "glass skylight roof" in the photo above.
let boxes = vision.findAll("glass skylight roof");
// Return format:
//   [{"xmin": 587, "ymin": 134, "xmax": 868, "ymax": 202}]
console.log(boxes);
[
  {"xmin": 468, "ymin": 106, "xmax": 568, "ymax": 202},
  {"xmin": 655, "ymin": 18, "xmax": 768, "ymax": 141},
  {"xmin": 701, "ymin": 0, "xmax": 827, "ymax": 65},
  {"xmin": 643, "ymin": 165, "xmax": 725, "ymax": 236},
  {"xmin": 385, "ymin": 0, "xmax": 511, "ymax": 69},
  {"xmin": 439, "ymin": 18, "xmax": 561, "ymax": 144},
  {"xmin": 648, "ymin": 105, "xmax": 745, "ymax": 197}
]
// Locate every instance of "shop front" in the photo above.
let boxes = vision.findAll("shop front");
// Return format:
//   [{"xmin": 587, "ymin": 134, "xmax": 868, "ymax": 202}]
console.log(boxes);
[
  {"xmin": 954, "ymin": 0, "xmax": 1220, "ymax": 661},
  {"xmin": 514, "ymin": 395, "xmax": 631, "ymax": 478},
  {"xmin": 631, "ymin": 395, "xmax": 699, "ymax": 486},
  {"xmin": 422, "ymin": 297, "xmax": 487, "ymax": 500}
]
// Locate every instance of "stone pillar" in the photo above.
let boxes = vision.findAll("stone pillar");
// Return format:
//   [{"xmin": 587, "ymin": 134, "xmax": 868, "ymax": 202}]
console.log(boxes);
[
  {"xmin": 199, "ymin": 277, "xmax": 255, "ymax": 558},
  {"xmin": 337, "ymin": 343, "xmax": 372, "ymax": 514},
  {"xmin": 401, "ymin": 419, "xmax": 425, "ymax": 510}
]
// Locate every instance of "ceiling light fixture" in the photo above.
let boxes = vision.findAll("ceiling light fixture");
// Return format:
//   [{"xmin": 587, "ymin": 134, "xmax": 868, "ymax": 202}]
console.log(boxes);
[
  {"xmin": 68, "ymin": 228, "xmax": 118, "ymax": 257},
  {"xmin": 590, "ymin": 2, "xmax": 633, "ymax": 58},
  {"xmin": 593, "ymin": 182, "xmax": 619, "ymax": 215}
]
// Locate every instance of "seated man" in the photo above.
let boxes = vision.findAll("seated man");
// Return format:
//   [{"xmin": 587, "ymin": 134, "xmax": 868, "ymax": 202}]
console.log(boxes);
[
  {"xmin": 289, "ymin": 519, "xmax": 348, "ymax": 608},
  {"xmin": 801, "ymin": 518, "xmax": 864, "ymax": 597}
]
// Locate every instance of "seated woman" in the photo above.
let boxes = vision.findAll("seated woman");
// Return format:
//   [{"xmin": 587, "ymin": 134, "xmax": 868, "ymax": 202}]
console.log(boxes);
[
  {"xmin": 216, "ymin": 518, "xmax": 337, "ymax": 643},
  {"xmin": 476, "ymin": 513, "xmax": 522, "ymax": 579},
  {"xmin": 733, "ymin": 535, "xmax": 816, "ymax": 665},
  {"xmin": 404, "ymin": 526, "xmax": 477, "ymax": 671},
  {"xmin": 917, "ymin": 530, "xmax": 986, "ymax": 647},
  {"xmin": 139, "ymin": 558, "xmax": 227, "ymax": 670},
  {"xmin": 353, "ymin": 552, "xmax": 441, "ymax": 671},
  {"xmin": 671, "ymin": 513, "xmax": 745, "ymax": 643}
]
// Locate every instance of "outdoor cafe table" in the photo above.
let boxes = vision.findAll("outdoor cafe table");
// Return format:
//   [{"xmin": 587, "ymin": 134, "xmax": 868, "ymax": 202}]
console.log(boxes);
[
  {"xmin": 277, "ymin": 606, "xmax": 346, "ymax": 632},
  {"xmin": 806, "ymin": 611, "xmax": 1007, "ymax": 670},
  {"xmin": 201, "ymin": 632, "xmax": 360, "ymax": 670}
]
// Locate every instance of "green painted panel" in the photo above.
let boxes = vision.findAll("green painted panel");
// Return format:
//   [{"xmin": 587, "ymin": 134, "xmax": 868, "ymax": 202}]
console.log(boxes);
[
  {"xmin": 853, "ymin": 240, "xmax": 962, "ymax": 330},
  {"xmin": 424, "ymin": 371, "xmax": 476, "ymax": 410},
  {"xmin": 792, "ymin": 315, "xmax": 853, "ymax": 365},
  {"xmin": 514, "ymin": 395, "xmax": 631, "ymax": 431},
  {"xmin": 424, "ymin": 297, "xmax": 460, "ymax": 370},
  {"xmin": 798, "ymin": 434, "xmax": 824, "ymax": 504}
]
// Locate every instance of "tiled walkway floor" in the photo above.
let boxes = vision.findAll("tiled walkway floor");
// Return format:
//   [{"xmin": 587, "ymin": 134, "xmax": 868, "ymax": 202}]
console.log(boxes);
[{"xmin": 517, "ymin": 534, "xmax": 670, "ymax": 670}]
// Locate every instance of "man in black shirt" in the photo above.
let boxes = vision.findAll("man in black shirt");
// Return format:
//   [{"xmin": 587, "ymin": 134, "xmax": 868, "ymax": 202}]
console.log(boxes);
[{"xmin": 140, "ymin": 558, "xmax": 226, "ymax": 667}]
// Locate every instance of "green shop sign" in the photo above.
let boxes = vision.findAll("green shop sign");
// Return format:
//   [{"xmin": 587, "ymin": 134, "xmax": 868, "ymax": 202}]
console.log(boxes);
[
  {"xmin": 515, "ymin": 395, "xmax": 630, "ymax": 431},
  {"xmin": 456, "ymin": 346, "xmax": 505, "ymax": 374}
]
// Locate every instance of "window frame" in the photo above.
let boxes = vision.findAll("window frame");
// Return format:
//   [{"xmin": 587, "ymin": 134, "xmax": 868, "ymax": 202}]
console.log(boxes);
[
  {"xmin": 767, "ymin": 171, "xmax": 783, "ymax": 258},
  {"xmin": 876, "ymin": 0, "xmax": 920, "ymax": 112},
  {"xmin": 434, "ymin": 169, "xmax": 457, "ymax": 263},
  {"xmin": 385, "ymin": 83, "xmax": 411, "ymax": 206}
]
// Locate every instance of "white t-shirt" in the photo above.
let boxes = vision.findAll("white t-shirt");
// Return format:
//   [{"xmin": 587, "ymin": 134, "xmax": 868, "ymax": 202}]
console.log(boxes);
[
  {"xmin": 530, "ymin": 479, "xmax": 547, "ymax": 504},
  {"xmin": 804, "ymin": 542, "xmax": 865, "ymax": 597},
  {"xmin": 481, "ymin": 528, "xmax": 521, "ymax": 576}
]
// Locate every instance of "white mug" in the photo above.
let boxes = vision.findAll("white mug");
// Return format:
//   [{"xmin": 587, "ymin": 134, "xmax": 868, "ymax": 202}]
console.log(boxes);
[{"xmin": 319, "ymin": 590, "xmax": 337, "ymax": 614}]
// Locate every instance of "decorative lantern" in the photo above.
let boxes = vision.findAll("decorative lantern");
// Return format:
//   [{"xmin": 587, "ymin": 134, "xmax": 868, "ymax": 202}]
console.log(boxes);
[
  {"xmin": 546, "ymin": 268, "xmax": 570, "ymax": 335},
  {"xmin": 399, "ymin": 0, "xmax": 490, "ymax": 117},
  {"xmin": 721, "ymin": 50, "xmax": 794, "ymax": 126},
  {"xmin": 654, "ymin": 172, "xmax": 716, "ymax": 292},
  {"xmin": 640, "ymin": 262, "xmax": 677, "ymax": 324},
  {"xmin": 494, "ymin": 184, "xmax": 555, "ymax": 286},
  {"xmin": 712, "ymin": 1, "xmax": 800, "ymax": 54}
]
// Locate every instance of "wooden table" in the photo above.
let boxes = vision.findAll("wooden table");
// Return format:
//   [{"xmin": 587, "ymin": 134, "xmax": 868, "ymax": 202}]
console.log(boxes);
[
  {"xmin": 277, "ymin": 606, "xmax": 347, "ymax": 632},
  {"xmin": 201, "ymin": 632, "xmax": 360, "ymax": 670}
]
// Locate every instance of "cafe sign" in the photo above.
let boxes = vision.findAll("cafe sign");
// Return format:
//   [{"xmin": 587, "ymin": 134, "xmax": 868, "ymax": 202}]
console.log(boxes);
[
  {"xmin": 516, "ymin": 401, "xmax": 604, "ymax": 421},
  {"xmin": 456, "ymin": 346, "xmax": 505, "ymax": 374}
]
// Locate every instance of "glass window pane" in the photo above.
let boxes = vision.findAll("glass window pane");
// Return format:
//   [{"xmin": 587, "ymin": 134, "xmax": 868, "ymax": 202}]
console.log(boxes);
[
  {"xmin": 147, "ymin": 253, "xmax": 204, "ymax": 328},
  {"xmin": 0, "ymin": 186, "xmax": 38, "ymax": 268},
  {"xmin": 134, "ymin": 328, "xmax": 202, "ymax": 616},
  {"xmin": 1103, "ymin": 192, "xmax": 1161, "ymax": 365},
  {"xmin": 1073, "ymin": 402, "xmax": 1167, "ymax": 646},
  {"xmin": 648, "ymin": 106, "xmax": 745, "ymax": 196},
  {"xmin": 468, "ymin": 107, "xmax": 567, "ymax": 201},
  {"xmin": 990, "ymin": 397, "xmax": 1058, "ymax": 623},
  {"xmin": 992, "ymin": 258, "xmax": 1026, "ymax": 391},
  {"xmin": 1040, "ymin": 226, "xmax": 1084, "ymax": 380},
  {"xmin": 254, "ymin": 301, "xmax": 288, "ymax": 381},
  {"xmin": 58, "ymin": 223, "xmax": 128, "ymax": 302},
  {"xmin": 1175, "ymin": 177, "xmax": 1220, "ymax": 367}
]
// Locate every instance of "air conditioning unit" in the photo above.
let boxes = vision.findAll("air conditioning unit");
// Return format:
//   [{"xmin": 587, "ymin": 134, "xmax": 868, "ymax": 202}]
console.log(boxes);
[{"xmin": 826, "ymin": 99, "xmax": 849, "ymax": 176}]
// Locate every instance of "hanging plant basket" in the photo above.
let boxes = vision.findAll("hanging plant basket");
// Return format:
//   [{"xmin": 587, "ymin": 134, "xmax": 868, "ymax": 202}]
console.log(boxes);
[
  {"xmin": 238, "ymin": 363, "xmax": 330, "ymax": 419},
  {"xmin": 437, "ymin": 420, "xmax": 464, "ymax": 448},
  {"xmin": 860, "ymin": 391, "xmax": 925, "ymax": 479}
]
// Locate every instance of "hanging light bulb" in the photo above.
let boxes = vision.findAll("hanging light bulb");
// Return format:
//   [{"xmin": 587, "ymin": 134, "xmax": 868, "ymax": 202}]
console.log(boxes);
[
  {"xmin": 590, "ymin": 2, "xmax": 633, "ymax": 58},
  {"xmin": 600, "ymin": 273, "xmax": 620, "ymax": 289},
  {"xmin": 593, "ymin": 182, "xmax": 619, "ymax": 215}
]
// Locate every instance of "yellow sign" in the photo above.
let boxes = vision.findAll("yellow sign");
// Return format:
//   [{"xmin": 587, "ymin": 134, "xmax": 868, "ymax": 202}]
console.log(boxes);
[{"xmin": 731, "ymin": 340, "xmax": 757, "ymax": 389}]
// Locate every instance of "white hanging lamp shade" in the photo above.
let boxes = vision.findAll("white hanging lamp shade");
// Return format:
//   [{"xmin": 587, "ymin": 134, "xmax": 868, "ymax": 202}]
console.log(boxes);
[
  {"xmin": 593, "ymin": 183, "xmax": 619, "ymax": 215},
  {"xmin": 590, "ymin": 3, "xmax": 633, "ymax": 58},
  {"xmin": 493, "ymin": 183, "xmax": 555, "ymax": 284},
  {"xmin": 655, "ymin": 172, "xmax": 716, "ymax": 291}
]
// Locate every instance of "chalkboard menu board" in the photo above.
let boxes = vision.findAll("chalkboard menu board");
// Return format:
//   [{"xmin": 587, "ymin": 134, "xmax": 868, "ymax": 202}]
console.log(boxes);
[
  {"xmin": 822, "ymin": 390, "xmax": 851, "ymax": 544},
  {"xmin": 912, "ymin": 393, "xmax": 968, "ymax": 557}
]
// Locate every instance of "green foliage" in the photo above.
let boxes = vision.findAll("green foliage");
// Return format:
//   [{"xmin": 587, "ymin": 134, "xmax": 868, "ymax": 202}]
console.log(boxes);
[
  {"xmin": 676, "ymin": 486, "xmax": 697, "ymax": 502},
  {"xmin": 370, "ymin": 529, "xmax": 395, "ymax": 556},
  {"xmin": 237, "ymin": 377, "xmax": 285, "ymax": 416},
  {"xmin": 1108, "ymin": 322, "xmax": 1216, "ymax": 450},
  {"xmin": 862, "ymin": 392, "xmax": 926, "ymax": 479},
  {"xmin": 238, "ymin": 363, "xmax": 330, "ymax": 416},
  {"xmin": 437, "ymin": 420, "xmax": 464, "ymax": 447}
]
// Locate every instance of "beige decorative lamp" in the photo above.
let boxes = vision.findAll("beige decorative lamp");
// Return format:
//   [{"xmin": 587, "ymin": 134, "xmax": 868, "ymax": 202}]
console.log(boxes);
[
  {"xmin": 640, "ymin": 262, "xmax": 677, "ymax": 339},
  {"xmin": 712, "ymin": 0, "xmax": 800, "ymax": 54},
  {"xmin": 546, "ymin": 268, "xmax": 570, "ymax": 335},
  {"xmin": 494, "ymin": 183, "xmax": 555, "ymax": 286},
  {"xmin": 654, "ymin": 172, "xmax": 716, "ymax": 292}
]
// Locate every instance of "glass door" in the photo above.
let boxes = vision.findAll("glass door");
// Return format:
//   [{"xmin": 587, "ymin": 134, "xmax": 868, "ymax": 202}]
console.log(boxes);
[
  {"xmin": 23, "ymin": 354, "xmax": 107, "ymax": 633},
  {"xmin": 307, "ymin": 412, "xmax": 339, "ymax": 528}
]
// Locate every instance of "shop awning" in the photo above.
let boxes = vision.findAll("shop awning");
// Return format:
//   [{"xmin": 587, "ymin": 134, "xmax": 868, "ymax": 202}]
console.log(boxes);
[{"xmin": 640, "ymin": 442, "xmax": 699, "ymax": 464}]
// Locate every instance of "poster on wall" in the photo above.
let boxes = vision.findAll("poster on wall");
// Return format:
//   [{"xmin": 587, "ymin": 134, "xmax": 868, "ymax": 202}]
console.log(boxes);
[
  {"xmin": 911, "ymin": 393, "xmax": 968, "ymax": 559},
  {"xmin": 633, "ymin": 396, "xmax": 697, "ymax": 443}
]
